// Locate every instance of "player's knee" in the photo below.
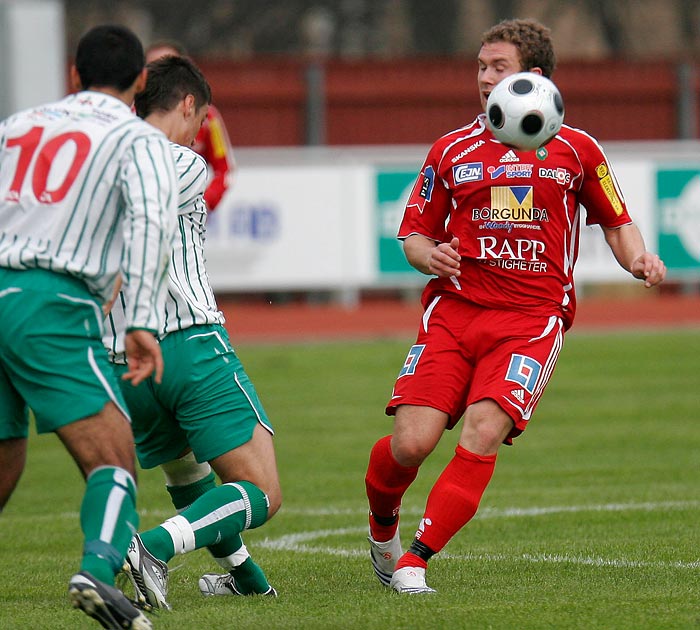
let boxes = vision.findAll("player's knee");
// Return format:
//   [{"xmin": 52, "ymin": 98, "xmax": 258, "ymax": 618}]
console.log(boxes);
[
  {"xmin": 462, "ymin": 400, "xmax": 513, "ymax": 454},
  {"xmin": 391, "ymin": 435, "xmax": 432, "ymax": 468},
  {"xmin": 266, "ymin": 487, "xmax": 282, "ymax": 518}
]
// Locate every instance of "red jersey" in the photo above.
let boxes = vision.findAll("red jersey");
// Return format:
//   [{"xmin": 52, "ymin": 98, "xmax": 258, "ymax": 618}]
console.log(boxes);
[
  {"xmin": 399, "ymin": 114, "xmax": 632, "ymax": 329},
  {"xmin": 192, "ymin": 104, "xmax": 235, "ymax": 210}
]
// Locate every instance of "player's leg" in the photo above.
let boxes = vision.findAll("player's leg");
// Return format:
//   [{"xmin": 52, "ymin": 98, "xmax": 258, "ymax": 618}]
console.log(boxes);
[
  {"xmin": 161, "ymin": 451, "xmax": 217, "ymax": 512},
  {"xmin": 0, "ymin": 330, "xmax": 31, "ymax": 511},
  {"xmin": 391, "ymin": 400, "xmax": 508, "ymax": 593},
  {"xmin": 209, "ymin": 422, "xmax": 281, "ymax": 514},
  {"xmin": 156, "ymin": 448, "xmax": 277, "ymax": 597},
  {"xmin": 366, "ymin": 298, "xmax": 468, "ymax": 588},
  {"xmin": 198, "ymin": 423, "xmax": 280, "ymax": 596},
  {"xmin": 0, "ymin": 437, "xmax": 27, "ymax": 511},
  {"xmin": 134, "ymin": 425, "xmax": 279, "ymax": 601},
  {"xmin": 124, "ymin": 326, "xmax": 279, "ymax": 606},
  {"xmin": 364, "ymin": 405, "xmax": 445, "ymax": 578},
  {"xmin": 365, "ymin": 405, "xmax": 446, "ymax": 588},
  {"xmin": 391, "ymin": 311, "xmax": 565, "ymax": 593},
  {"xmin": 0, "ymin": 269, "xmax": 150, "ymax": 627},
  {"xmin": 0, "ymin": 270, "xmax": 139, "ymax": 584},
  {"xmin": 57, "ymin": 403, "xmax": 139, "ymax": 585}
]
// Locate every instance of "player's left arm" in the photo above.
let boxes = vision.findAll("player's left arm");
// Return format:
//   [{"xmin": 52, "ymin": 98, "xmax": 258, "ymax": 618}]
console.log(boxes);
[
  {"xmin": 577, "ymin": 134, "xmax": 666, "ymax": 289},
  {"xmin": 601, "ymin": 223, "xmax": 666, "ymax": 288}
]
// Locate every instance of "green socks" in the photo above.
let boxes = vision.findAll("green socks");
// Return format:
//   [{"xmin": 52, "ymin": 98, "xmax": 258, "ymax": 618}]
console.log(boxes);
[
  {"xmin": 166, "ymin": 471, "xmax": 216, "ymax": 511},
  {"xmin": 141, "ymin": 481, "xmax": 269, "ymax": 563},
  {"xmin": 229, "ymin": 556, "xmax": 272, "ymax": 594},
  {"xmin": 80, "ymin": 466, "xmax": 138, "ymax": 585},
  {"xmin": 162, "ymin": 474, "xmax": 272, "ymax": 592}
]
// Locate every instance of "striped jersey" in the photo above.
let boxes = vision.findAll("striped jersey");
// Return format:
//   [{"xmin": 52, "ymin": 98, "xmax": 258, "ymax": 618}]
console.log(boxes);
[
  {"xmin": 105, "ymin": 143, "xmax": 224, "ymax": 362},
  {"xmin": 399, "ymin": 114, "xmax": 633, "ymax": 329},
  {"xmin": 0, "ymin": 91, "xmax": 177, "ymax": 332}
]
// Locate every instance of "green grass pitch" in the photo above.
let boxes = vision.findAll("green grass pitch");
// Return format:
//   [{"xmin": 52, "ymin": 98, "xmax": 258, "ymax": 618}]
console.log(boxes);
[{"xmin": 1, "ymin": 329, "xmax": 698, "ymax": 629}]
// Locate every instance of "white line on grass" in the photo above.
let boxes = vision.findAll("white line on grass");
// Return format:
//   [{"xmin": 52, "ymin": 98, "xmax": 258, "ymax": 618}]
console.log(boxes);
[
  {"xmin": 256, "ymin": 528, "xmax": 700, "ymax": 570},
  {"xmin": 8, "ymin": 499, "xmax": 697, "ymax": 569},
  {"xmin": 253, "ymin": 500, "xmax": 700, "ymax": 571},
  {"xmin": 11, "ymin": 498, "xmax": 699, "ymax": 524},
  {"xmin": 279, "ymin": 499, "xmax": 700, "ymax": 519}
]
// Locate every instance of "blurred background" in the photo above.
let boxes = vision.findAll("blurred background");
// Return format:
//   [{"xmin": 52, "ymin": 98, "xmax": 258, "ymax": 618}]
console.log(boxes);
[
  {"xmin": 63, "ymin": 0, "xmax": 700, "ymax": 145},
  {"xmin": 2, "ymin": 0, "xmax": 699, "ymax": 301}
]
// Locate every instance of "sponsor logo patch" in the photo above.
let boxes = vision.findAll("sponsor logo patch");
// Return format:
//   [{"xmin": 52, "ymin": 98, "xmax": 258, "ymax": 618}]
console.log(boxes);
[
  {"xmin": 499, "ymin": 149, "xmax": 519, "ymax": 163},
  {"xmin": 539, "ymin": 167, "xmax": 571, "ymax": 185},
  {"xmin": 399, "ymin": 344, "xmax": 425, "ymax": 377},
  {"xmin": 491, "ymin": 186, "xmax": 534, "ymax": 216},
  {"xmin": 595, "ymin": 161, "xmax": 624, "ymax": 215},
  {"xmin": 453, "ymin": 162, "xmax": 483, "ymax": 184},
  {"xmin": 451, "ymin": 140, "xmax": 485, "ymax": 163},
  {"xmin": 505, "ymin": 354, "xmax": 542, "ymax": 394},
  {"xmin": 488, "ymin": 163, "xmax": 534, "ymax": 179},
  {"xmin": 510, "ymin": 389, "xmax": 525, "ymax": 404},
  {"xmin": 419, "ymin": 166, "xmax": 435, "ymax": 201}
]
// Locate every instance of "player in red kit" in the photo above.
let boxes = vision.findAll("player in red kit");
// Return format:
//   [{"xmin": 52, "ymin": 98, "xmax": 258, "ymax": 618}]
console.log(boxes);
[
  {"xmin": 146, "ymin": 41, "xmax": 235, "ymax": 210},
  {"xmin": 364, "ymin": 18, "xmax": 667, "ymax": 594}
]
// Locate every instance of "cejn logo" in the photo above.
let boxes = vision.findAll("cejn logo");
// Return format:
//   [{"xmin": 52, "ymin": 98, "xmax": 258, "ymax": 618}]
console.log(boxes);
[{"xmin": 453, "ymin": 162, "xmax": 483, "ymax": 184}]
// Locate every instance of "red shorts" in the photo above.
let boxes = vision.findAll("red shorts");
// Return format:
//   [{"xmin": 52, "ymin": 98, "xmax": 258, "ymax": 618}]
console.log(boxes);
[{"xmin": 386, "ymin": 295, "xmax": 564, "ymax": 442}]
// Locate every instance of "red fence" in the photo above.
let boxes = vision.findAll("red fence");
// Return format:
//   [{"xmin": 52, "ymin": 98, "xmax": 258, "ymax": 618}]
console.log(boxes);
[{"xmin": 198, "ymin": 57, "xmax": 698, "ymax": 147}]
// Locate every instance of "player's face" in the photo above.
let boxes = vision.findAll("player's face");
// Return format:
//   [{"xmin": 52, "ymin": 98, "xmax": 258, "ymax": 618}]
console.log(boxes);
[
  {"xmin": 477, "ymin": 41, "xmax": 523, "ymax": 111},
  {"xmin": 184, "ymin": 104, "xmax": 209, "ymax": 147}
]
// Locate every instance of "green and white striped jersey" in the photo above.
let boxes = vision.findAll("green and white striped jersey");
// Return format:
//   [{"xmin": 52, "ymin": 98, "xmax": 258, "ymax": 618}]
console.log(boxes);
[
  {"xmin": 164, "ymin": 143, "xmax": 224, "ymax": 332},
  {"xmin": 104, "ymin": 143, "xmax": 224, "ymax": 362},
  {"xmin": 0, "ymin": 91, "xmax": 178, "ymax": 332}
]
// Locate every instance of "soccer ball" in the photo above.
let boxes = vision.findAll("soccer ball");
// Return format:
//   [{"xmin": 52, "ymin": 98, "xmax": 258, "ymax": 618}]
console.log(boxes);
[{"xmin": 486, "ymin": 72, "xmax": 565, "ymax": 151}]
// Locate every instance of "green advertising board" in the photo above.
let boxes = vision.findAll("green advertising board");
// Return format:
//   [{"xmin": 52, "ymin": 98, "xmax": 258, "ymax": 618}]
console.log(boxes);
[
  {"xmin": 375, "ymin": 169, "xmax": 423, "ymax": 278},
  {"xmin": 657, "ymin": 168, "xmax": 700, "ymax": 276}
]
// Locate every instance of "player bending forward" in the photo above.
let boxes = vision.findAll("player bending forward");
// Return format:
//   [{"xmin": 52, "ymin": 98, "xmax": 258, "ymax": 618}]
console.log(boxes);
[
  {"xmin": 104, "ymin": 54, "xmax": 280, "ymax": 611},
  {"xmin": 364, "ymin": 17, "xmax": 666, "ymax": 594},
  {"xmin": 0, "ymin": 25, "xmax": 177, "ymax": 629}
]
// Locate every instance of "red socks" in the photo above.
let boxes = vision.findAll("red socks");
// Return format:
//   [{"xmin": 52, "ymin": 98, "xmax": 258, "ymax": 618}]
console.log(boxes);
[
  {"xmin": 366, "ymin": 436, "xmax": 497, "ymax": 566},
  {"xmin": 365, "ymin": 435, "xmax": 419, "ymax": 541},
  {"xmin": 409, "ymin": 444, "xmax": 496, "ymax": 557}
]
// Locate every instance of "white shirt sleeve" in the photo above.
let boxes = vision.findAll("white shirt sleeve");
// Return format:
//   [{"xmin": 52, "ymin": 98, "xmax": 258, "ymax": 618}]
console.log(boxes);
[{"xmin": 118, "ymin": 132, "xmax": 178, "ymax": 332}]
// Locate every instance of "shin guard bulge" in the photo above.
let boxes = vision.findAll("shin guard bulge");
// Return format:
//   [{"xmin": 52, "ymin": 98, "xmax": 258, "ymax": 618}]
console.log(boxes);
[
  {"xmin": 365, "ymin": 435, "xmax": 419, "ymax": 540},
  {"xmin": 414, "ymin": 445, "xmax": 496, "ymax": 554}
]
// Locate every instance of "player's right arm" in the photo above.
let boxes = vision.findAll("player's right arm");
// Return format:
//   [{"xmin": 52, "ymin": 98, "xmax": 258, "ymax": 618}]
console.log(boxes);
[
  {"xmin": 119, "ymin": 130, "xmax": 178, "ymax": 332},
  {"xmin": 398, "ymin": 145, "xmax": 457, "ymax": 277},
  {"xmin": 118, "ymin": 129, "xmax": 178, "ymax": 381},
  {"xmin": 404, "ymin": 235, "xmax": 461, "ymax": 278}
]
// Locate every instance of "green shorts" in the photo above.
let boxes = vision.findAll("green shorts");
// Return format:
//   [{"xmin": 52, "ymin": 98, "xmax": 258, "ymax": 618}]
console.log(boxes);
[
  {"xmin": 0, "ymin": 268, "xmax": 129, "ymax": 438},
  {"xmin": 114, "ymin": 324, "xmax": 273, "ymax": 469}
]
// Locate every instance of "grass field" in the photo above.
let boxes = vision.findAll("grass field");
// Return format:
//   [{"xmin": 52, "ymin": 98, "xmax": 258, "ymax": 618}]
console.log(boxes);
[{"xmin": 1, "ymin": 329, "xmax": 698, "ymax": 629}]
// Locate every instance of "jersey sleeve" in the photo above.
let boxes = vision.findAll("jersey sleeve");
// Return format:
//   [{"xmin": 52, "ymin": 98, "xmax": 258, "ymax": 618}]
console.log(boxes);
[
  {"xmin": 575, "ymin": 132, "xmax": 632, "ymax": 228},
  {"xmin": 119, "ymin": 131, "xmax": 178, "ymax": 333},
  {"xmin": 398, "ymin": 145, "xmax": 451, "ymax": 243}
]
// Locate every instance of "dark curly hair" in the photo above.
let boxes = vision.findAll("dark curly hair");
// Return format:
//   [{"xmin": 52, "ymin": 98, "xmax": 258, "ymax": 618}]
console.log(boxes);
[{"xmin": 481, "ymin": 18, "xmax": 556, "ymax": 78}]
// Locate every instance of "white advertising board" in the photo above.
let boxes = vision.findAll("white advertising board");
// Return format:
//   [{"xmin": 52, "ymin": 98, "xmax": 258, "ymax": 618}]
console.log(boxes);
[
  {"xmin": 205, "ymin": 144, "xmax": 693, "ymax": 293},
  {"xmin": 205, "ymin": 164, "xmax": 374, "ymax": 291}
]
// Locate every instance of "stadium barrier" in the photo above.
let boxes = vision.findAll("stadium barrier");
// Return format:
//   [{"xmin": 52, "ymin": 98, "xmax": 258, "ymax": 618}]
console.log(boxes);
[{"xmin": 205, "ymin": 142, "xmax": 700, "ymax": 294}]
